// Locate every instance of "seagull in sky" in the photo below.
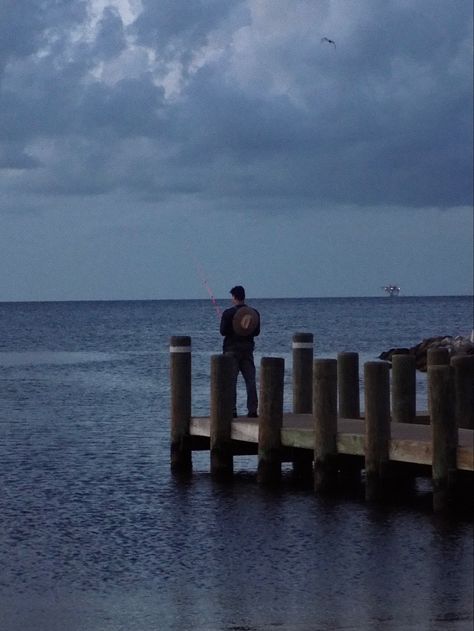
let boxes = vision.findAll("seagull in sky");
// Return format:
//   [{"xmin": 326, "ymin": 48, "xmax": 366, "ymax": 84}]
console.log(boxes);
[{"xmin": 321, "ymin": 37, "xmax": 336, "ymax": 49}]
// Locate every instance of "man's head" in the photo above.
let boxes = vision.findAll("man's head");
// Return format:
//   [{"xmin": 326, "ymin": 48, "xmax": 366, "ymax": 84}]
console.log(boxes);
[{"xmin": 230, "ymin": 285, "xmax": 245, "ymax": 302}]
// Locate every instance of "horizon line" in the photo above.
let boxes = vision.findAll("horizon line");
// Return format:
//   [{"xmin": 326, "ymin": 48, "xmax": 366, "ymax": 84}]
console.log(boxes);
[{"xmin": 0, "ymin": 293, "xmax": 472, "ymax": 305}]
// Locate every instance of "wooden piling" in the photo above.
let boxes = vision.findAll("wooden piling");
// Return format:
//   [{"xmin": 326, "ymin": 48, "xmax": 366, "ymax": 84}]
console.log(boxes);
[
  {"xmin": 427, "ymin": 347, "xmax": 450, "ymax": 367},
  {"xmin": 337, "ymin": 353, "xmax": 363, "ymax": 483},
  {"xmin": 292, "ymin": 333, "xmax": 314, "ymax": 481},
  {"xmin": 429, "ymin": 365, "xmax": 457, "ymax": 512},
  {"xmin": 364, "ymin": 361, "xmax": 391, "ymax": 502},
  {"xmin": 427, "ymin": 348, "xmax": 451, "ymax": 418},
  {"xmin": 170, "ymin": 335, "xmax": 192, "ymax": 474},
  {"xmin": 292, "ymin": 333, "xmax": 314, "ymax": 413},
  {"xmin": 390, "ymin": 354, "xmax": 418, "ymax": 494},
  {"xmin": 391, "ymin": 354, "xmax": 416, "ymax": 423},
  {"xmin": 337, "ymin": 352, "xmax": 360, "ymax": 419},
  {"xmin": 171, "ymin": 332, "xmax": 473, "ymax": 513},
  {"xmin": 451, "ymin": 355, "xmax": 474, "ymax": 429},
  {"xmin": 258, "ymin": 357, "xmax": 284, "ymax": 485},
  {"xmin": 210, "ymin": 354, "xmax": 234, "ymax": 478},
  {"xmin": 313, "ymin": 359, "xmax": 338, "ymax": 493}
]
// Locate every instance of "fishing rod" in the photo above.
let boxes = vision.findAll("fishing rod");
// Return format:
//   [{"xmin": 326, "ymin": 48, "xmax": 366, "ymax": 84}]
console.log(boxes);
[
  {"xmin": 197, "ymin": 267, "xmax": 222, "ymax": 318},
  {"xmin": 186, "ymin": 247, "xmax": 222, "ymax": 318}
]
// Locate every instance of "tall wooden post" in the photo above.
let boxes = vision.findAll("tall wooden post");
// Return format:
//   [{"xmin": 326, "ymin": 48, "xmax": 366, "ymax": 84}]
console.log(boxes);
[
  {"xmin": 429, "ymin": 365, "xmax": 457, "ymax": 512},
  {"xmin": 170, "ymin": 336, "xmax": 192, "ymax": 474},
  {"xmin": 292, "ymin": 332, "xmax": 314, "ymax": 413},
  {"xmin": 337, "ymin": 352, "xmax": 360, "ymax": 418},
  {"xmin": 210, "ymin": 354, "xmax": 234, "ymax": 478},
  {"xmin": 451, "ymin": 355, "xmax": 474, "ymax": 429},
  {"xmin": 427, "ymin": 347, "xmax": 450, "ymax": 367},
  {"xmin": 391, "ymin": 354, "xmax": 416, "ymax": 423},
  {"xmin": 427, "ymin": 347, "xmax": 451, "ymax": 419},
  {"xmin": 258, "ymin": 357, "xmax": 284, "ymax": 485},
  {"xmin": 313, "ymin": 359, "xmax": 338, "ymax": 493},
  {"xmin": 292, "ymin": 332, "xmax": 314, "ymax": 481},
  {"xmin": 364, "ymin": 361, "xmax": 391, "ymax": 502}
]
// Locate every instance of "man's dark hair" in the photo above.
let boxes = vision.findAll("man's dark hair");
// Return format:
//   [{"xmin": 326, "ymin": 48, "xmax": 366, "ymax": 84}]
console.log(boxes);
[{"xmin": 230, "ymin": 285, "xmax": 245, "ymax": 301}]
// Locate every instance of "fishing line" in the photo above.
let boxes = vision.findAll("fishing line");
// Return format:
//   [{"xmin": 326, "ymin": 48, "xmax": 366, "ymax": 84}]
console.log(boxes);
[{"xmin": 185, "ymin": 244, "xmax": 222, "ymax": 318}]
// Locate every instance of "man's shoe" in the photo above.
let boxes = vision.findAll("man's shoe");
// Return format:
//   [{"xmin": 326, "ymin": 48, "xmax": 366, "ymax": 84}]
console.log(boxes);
[{"xmin": 247, "ymin": 412, "xmax": 258, "ymax": 418}]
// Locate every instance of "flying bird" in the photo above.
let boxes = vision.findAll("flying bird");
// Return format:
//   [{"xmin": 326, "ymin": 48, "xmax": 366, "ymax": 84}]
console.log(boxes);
[{"xmin": 321, "ymin": 37, "xmax": 336, "ymax": 49}]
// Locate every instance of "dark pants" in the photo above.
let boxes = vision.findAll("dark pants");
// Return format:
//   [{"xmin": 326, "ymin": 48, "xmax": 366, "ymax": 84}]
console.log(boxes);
[{"xmin": 224, "ymin": 350, "xmax": 258, "ymax": 415}]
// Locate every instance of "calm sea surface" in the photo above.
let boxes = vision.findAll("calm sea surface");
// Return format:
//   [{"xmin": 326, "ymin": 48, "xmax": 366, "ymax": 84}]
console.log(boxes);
[{"xmin": 0, "ymin": 296, "xmax": 472, "ymax": 631}]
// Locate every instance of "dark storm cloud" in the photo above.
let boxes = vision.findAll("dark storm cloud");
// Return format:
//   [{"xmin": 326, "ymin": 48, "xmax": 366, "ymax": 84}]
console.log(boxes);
[
  {"xmin": 0, "ymin": 0, "xmax": 88, "ymax": 70},
  {"xmin": 131, "ymin": 0, "xmax": 244, "ymax": 56},
  {"xmin": 0, "ymin": 0, "xmax": 472, "ymax": 210},
  {"xmin": 91, "ymin": 6, "xmax": 127, "ymax": 60}
]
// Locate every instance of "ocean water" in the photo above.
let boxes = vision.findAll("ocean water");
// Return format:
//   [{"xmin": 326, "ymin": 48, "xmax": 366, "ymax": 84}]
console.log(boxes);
[{"xmin": 0, "ymin": 296, "xmax": 472, "ymax": 631}]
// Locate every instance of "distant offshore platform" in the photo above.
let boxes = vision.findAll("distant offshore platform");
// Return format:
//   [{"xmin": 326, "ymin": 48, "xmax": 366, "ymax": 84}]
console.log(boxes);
[{"xmin": 382, "ymin": 284, "xmax": 400, "ymax": 296}]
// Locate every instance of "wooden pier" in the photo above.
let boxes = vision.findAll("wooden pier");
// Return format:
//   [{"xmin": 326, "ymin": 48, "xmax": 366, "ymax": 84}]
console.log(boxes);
[{"xmin": 170, "ymin": 334, "xmax": 474, "ymax": 512}]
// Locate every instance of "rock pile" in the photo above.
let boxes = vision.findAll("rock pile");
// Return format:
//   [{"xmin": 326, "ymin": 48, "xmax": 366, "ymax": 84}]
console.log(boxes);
[{"xmin": 379, "ymin": 335, "xmax": 474, "ymax": 371}]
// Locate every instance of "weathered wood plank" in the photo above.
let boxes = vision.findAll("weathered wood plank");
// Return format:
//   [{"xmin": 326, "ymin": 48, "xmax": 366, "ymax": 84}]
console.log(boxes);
[{"xmin": 189, "ymin": 413, "xmax": 474, "ymax": 471}]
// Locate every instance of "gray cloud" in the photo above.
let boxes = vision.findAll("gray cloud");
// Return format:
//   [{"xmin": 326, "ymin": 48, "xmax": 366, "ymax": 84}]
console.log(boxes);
[
  {"xmin": 0, "ymin": 0, "xmax": 88, "ymax": 72},
  {"xmin": 0, "ymin": 0, "xmax": 472, "ymax": 211},
  {"xmin": 92, "ymin": 6, "xmax": 127, "ymax": 60},
  {"xmin": 131, "ymin": 0, "xmax": 244, "ymax": 57},
  {"xmin": 0, "ymin": 141, "xmax": 40, "ymax": 169}
]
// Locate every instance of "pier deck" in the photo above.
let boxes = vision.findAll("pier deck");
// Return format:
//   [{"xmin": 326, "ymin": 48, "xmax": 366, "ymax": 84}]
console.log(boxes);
[
  {"xmin": 190, "ymin": 414, "xmax": 474, "ymax": 472},
  {"xmin": 171, "ymin": 335, "xmax": 474, "ymax": 510}
]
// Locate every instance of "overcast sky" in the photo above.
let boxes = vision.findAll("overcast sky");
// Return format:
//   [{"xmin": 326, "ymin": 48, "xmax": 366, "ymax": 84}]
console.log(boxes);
[{"xmin": 0, "ymin": 0, "xmax": 472, "ymax": 301}]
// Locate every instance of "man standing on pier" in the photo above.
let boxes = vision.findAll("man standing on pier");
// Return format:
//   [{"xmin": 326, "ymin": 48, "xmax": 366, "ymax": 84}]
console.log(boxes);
[{"xmin": 220, "ymin": 285, "xmax": 260, "ymax": 418}]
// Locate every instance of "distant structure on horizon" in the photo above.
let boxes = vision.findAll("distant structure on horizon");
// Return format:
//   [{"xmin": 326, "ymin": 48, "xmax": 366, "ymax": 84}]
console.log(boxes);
[{"xmin": 382, "ymin": 284, "xmax": 400, "ymax": 296}]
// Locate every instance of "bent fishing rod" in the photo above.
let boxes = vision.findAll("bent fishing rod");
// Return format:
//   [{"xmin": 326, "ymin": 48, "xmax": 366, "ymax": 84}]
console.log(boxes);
[{"xmin": 187, "ymin": 249, "xmax": 222, "ymax": 318}]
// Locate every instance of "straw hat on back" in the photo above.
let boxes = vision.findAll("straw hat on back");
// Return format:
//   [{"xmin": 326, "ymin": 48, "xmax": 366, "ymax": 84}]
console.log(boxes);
[{"xmin": 232, "ymin": 306, "xmax": 259, "ymax": 336}]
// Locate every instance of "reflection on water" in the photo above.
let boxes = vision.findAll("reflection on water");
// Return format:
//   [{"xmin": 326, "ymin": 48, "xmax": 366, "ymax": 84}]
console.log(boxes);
[
  {"xmin": 1, "ymin": 471, "xmax": 473, "ymax": 630},
  {"xmin": 0, "ymin": 298, "xmax": 472, "ymax": 630}
]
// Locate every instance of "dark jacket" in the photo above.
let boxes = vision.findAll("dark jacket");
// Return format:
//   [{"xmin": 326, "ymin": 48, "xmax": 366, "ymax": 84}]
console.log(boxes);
[{"xmin": 220, "ymin": 304, "xmax": 260, "ymax": 352}]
